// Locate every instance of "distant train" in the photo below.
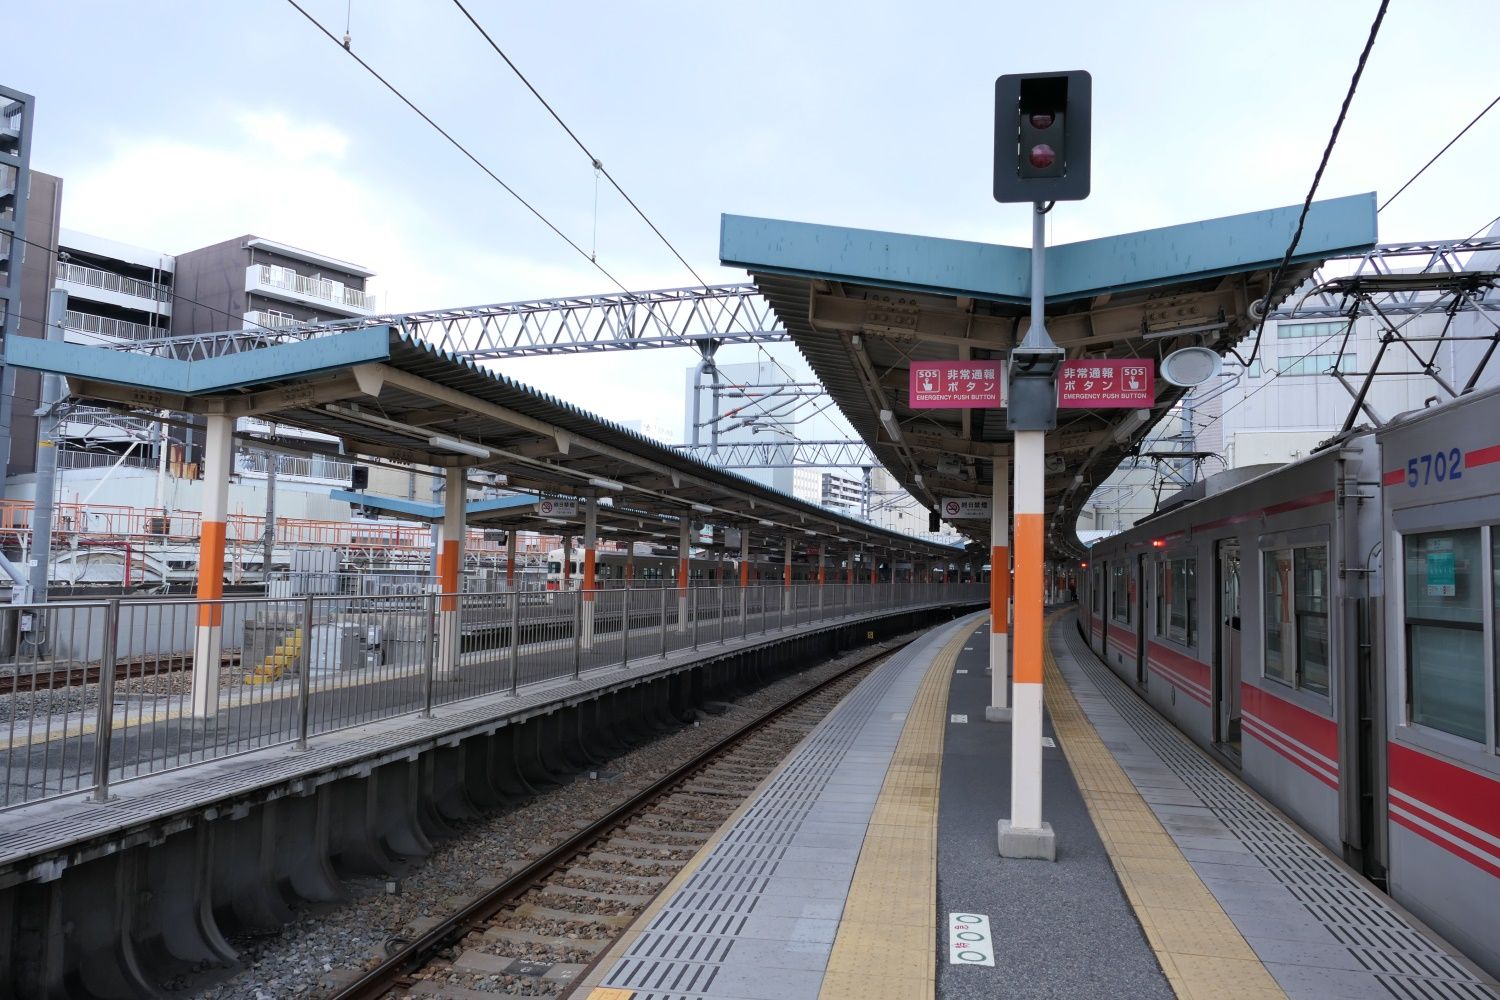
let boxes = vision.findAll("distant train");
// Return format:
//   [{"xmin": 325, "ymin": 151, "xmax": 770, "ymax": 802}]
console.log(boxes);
[{"xmin": 1082, "ymin": 383, "xmax": 1500, "ymax": 978}]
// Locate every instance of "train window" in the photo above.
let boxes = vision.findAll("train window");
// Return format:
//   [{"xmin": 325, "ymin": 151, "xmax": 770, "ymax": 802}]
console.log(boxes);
[
  {"xmin": 1110, "ymin": 563, "xmax": 1130, "ymax": 625},
  {"xmin": 1404, "ymin": 528, "xmax": 1484, "ymax": 743},
  {"xmin": 1263, "ymin": 551, "xmax": 1293, "ymax": 685},
  {"xmin": 1156, "ymin": 558, "xmax": 1197, "ymax": 647},
  {"xmin": 1295, "ymin": 548, "xmax": 1329, "ymax": 695},
  {"xmin": 1262, "ymin": 545, "xmax": 1329, "ymax": 694}
]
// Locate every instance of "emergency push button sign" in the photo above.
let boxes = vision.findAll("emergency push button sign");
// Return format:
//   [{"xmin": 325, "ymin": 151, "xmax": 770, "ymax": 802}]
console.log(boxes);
[{"xmin": 1058, "ymin": 359, "xmax": 1155, "ymax": 408}]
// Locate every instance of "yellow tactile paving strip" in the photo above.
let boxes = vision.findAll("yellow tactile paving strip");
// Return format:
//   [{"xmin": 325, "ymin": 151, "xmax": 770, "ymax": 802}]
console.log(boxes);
[
  {"xmin": 815, "ymin": 616, "xmax": 975, "ymax": 1000},
  {"xmin": 577, "ymin": 617, "xmax": 981, "ymax": 1000},
  {"xmin": 1042, "ymin": 611, "xmax": 1288, "ymax": 1000}
]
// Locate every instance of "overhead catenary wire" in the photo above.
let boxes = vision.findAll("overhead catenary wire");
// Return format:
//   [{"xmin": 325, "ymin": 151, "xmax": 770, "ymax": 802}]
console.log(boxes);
[
  {"xmin": 446, "ymin": 0, "xmax": 709, "ymax": 288},
  {"xmin": 1233, "ymin": 0, "xmax": 1389, "ymax": 372},
  {"xmin": 444, "ymin": 2, "xmax": 815, "ymax": 403},
  {"xmin": 280, "ymin": 0, "xmax": 629, "ymax": 293},
  {"xmin": 1379, "ymin": 93, "xmax": 1500, "ymax": 214}
]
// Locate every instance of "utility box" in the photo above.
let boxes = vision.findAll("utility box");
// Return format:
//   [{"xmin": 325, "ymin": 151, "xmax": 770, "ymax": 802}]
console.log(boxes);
[{"xmin": 309, "ymin": 621, "xmax": 372, "ymax": 673}]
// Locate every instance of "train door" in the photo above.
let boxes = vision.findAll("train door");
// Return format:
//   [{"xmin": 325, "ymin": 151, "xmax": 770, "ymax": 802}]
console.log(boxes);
[
  {"xmin": 1215, "ymin": 539, "xmax": 1242, "ymax": 758},
  {"xmin": 1134, "ymin": 554, "xmax": 1147, "ymax": 685}
]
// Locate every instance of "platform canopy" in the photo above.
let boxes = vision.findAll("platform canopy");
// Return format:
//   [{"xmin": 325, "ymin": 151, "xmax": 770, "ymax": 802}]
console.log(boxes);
[
  {"xmin": 720, "ymin": 194, "xmax": 1379, "ymax": 555},
  {"xmin": 5, "ymin": 325, "xmax": 966, "ymax": 566}
]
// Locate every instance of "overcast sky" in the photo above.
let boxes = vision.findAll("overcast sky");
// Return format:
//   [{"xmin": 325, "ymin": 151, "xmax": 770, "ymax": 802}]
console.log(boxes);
[{"xmin": 9, "ymin": 1, "xmax": 1498, "ymax": 437}]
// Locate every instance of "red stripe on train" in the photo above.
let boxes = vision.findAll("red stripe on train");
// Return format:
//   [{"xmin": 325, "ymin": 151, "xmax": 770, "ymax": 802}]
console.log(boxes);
[
  {"xmin": 1389, "ymin": 743, "xmax": 1500, "ymax": 845},
  {"xmin": 1467, "ymin": 444, "xmax": 1500, "ymax": 468},
  {"xmin": 1390, "ymin": 811, "xmax": 1500, "ymax": 881},
  {"xmin": 1241, "ymin": 716, "xmax": 1339, "ymax": 790},
  {"xmin": 1240, "ymin": 683, "xmax": 1339, "ymax": 762}
]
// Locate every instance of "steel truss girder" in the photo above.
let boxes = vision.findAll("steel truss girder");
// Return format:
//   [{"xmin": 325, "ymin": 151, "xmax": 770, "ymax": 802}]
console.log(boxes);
[
  {"xmin": 1270, "ymin": 238, "xmax": 1500, "ymax": 321},
  {"xmin": 670, "ymin": 439, "xmax": 876, "ymax": 469}
]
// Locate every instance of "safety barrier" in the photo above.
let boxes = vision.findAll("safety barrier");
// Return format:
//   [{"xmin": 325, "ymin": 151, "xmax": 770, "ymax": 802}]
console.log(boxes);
[{"xmin": 0, "ymin": 581, "xmax": 984, "ymax": 809}]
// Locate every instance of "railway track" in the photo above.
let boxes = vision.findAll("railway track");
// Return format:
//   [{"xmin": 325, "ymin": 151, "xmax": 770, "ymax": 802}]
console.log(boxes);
[
  {"xmin": 327, "ymin": 638, "xmax": 906, "ymax": 1000},
  {"xmin": 0, "ymin": 652, "xmax": 241, "ymax": 696}
]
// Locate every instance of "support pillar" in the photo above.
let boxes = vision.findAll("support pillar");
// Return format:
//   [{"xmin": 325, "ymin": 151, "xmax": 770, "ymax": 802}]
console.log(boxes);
[
  {"xmin": 435, "ymin": 468, "xmax": 464, "ymax": 680},
  {"xmin": 986, "ymin": 456, "xmax": 1012, "ymax": 723},
  {"xmin": 191, "ymin": 412, "xmax": 233, "ymax": 719},
  {"xmin": 738, "ymin": 529, "xmax": 750, "ymax": 623},
  {"xmin": 505, "ymin": 530, "xmax": 517, "ymax": 590},
  {"xmin": 677, "ymin": 518, "xmax": 691, "ymax": 632},
  {"xmin": 581, "ymin": 498, "xmax": 597, "ymax": 650},
  {"xmin": 816, "ymin": 546, "xmax": 825, "ymax": 618},
  {"xmin": 781, "ymin": 538, "xmax": 792, "ymax": 615},
  {"xmin": 999, "ymin": 198, "xmax": 1056, "ymax": 861}
]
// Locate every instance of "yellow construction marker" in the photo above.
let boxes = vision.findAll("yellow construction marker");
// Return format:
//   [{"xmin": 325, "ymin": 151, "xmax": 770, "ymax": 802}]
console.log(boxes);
[{"xmin": 1043, "ymin": 611, "xmax": 1287, "ymax": 1000}]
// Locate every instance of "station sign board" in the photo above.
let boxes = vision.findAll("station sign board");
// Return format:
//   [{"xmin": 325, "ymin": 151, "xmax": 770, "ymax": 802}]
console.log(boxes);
[
  {"xmin": 538, "ymin": 497, "xmax": 578, "ymax": 517},
  {"xmin": 910, "ymin": 361, "xmax": 1003, "ymax": 409},
  {"xmin": 941, "ymin": 497, "xmax": 992, "ymax": 520},
  {"xmin": 1057, "ymin": 359, "xmax": 1154, "ymax": 408}
]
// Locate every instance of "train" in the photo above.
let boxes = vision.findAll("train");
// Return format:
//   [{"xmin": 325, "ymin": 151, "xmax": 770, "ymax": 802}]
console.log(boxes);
[{"xmin": 1081, "ymin": 382, "xmax": 1500, "ymax": 978}]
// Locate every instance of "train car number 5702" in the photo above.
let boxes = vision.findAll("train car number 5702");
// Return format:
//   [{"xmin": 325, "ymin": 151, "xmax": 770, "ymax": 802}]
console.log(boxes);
[{"xmin": 1406, "ymin": 448, "xmax": 1463, "ymax": 486}]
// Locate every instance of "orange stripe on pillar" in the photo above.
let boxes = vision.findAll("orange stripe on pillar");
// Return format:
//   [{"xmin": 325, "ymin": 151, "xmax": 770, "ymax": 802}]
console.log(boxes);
[
  {"xmin": 196, "ymin": 520, "xmax": 227, "ymax": 627},
  {"xmin": 1013, "ymin": 513, "xmax": 1044, "ymax": 684},
  {"xmin": 678, "ymin": 558, "xmax": 689, "ymax": 594},
  {"xmin": 439, "ymin": 539, "xmax": 460, "ymax": 611},
  {"xmin": 582, "ymin": 549, "xmax": 596, "ymax": 601},
  {"xmin": 739, "ymin": 560, "xmax": 749, "ymax": 588},
  {"xmin": 990, "ymin": 544, "xmax": 1009, "ymax": 635}
]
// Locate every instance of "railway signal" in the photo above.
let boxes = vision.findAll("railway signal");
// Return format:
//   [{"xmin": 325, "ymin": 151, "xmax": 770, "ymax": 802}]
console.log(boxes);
[
  {"xmin": 993, "ymin": 71, "xmax": 1091, "ymax": 204},
  {"xmin": 993, "ymin": 70, "xmax": 1093, "ymax": 863}
]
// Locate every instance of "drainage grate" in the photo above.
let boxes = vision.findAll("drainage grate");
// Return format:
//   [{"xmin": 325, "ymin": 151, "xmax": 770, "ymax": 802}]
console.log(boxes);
[{"xmin": 1059, "ymin": 624, "xmax": 1499, "ymax": 1000}]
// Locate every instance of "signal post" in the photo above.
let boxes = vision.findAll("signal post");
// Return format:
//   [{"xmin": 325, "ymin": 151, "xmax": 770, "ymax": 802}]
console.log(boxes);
[{"xmin": 992, "ymin": 69, "xmax": 1092, "ymax": 861}]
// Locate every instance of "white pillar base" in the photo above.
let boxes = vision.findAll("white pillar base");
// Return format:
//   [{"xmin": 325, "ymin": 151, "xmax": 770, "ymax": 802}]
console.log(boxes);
[
  {"xmin": 677, "ymin": 595, "xmax": 688, "ymax": 632},
  {"xmin": 191, "ymin": 624, "xmax": 222, "ymax": 719},
  {"xmin": 582, "ymin": 600, "xmax": 596, "ymax": 651},
  {"xmin": 436, "ymin": 608, "xmax": 461, "ymax": 679},
  {"xmin": 988, "ymin": 631, "xmax": 1009, "ymax": 717},
  {"xmin": 997, "ymin": 819, "xmax": 1056, "ymax": 861}
]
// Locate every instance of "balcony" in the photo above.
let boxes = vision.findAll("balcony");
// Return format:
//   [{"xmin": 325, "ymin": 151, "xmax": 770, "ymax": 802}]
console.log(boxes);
[
  {"xmin": 57, "ymin": 262, "xmax": 172, "ymax": 313},
  {"xmin": 242, "ymin": 309, "xmax": 304, "ymax": 332},
  {"xmin": 245, "ymin": 264, "xmax": 375, "ymax": 316},
  {"xmin": 64, "ymin": 310, "xmax": 169, "ymax": 344}
]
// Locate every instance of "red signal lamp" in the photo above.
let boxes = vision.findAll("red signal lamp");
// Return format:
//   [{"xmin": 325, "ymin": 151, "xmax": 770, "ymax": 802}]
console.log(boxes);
[
  {"xmin": 1151, "ymin": 539, "xmax": 1166, "ymax": 549},
  {"xmin": 1028, "ymin": 143, "xmax": 1057, "ymax": 169},
  {"xmin": 1080, "ymin": 561, "xmax": 1088, "ymax": 569},
  {"xmin": 1029, "ymin": 112, "xmax": 1055, "ymax": 129}
]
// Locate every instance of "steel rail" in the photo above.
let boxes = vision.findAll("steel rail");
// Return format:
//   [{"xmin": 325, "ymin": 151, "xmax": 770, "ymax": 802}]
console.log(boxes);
[{"xmin": 330, "ymin": 631, "xmax": 917, "ymax": 1000}]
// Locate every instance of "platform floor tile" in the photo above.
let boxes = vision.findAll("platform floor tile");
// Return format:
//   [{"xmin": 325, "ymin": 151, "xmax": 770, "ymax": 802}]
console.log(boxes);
[
  {"xmin": 576, "ymin": 613, "xmax": 982, "ymax": 1000},
  {"xmin": 1056, "ymin": 614, "xmax": 1500, "ymax": 1000}
]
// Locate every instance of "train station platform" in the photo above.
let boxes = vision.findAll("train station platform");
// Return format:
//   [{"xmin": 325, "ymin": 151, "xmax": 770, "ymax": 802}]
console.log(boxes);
[{"xmin": 575, "ymin": 609, "xmax": 1500, "ymax": 1000}]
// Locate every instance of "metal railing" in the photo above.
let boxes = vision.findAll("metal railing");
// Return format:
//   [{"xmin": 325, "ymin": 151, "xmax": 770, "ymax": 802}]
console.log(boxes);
[
  {"xmin": 57, "ymin": 449, "xmax": 161, "ymax": 472},
  {"xmin": 235, "ymin": 450, "xmax": 355, "ymax": 482},
  {"xmin": 0, "ymin": 581, "xmax": 984, "ymax": 809},
  {"xmin": 251, "ymin": 264, "xmax": 375, "ymax": 311},
  {"xmin": 57, "ymin": 262, "xmax": 171, "ymax": 303},
  {"xmin": 63, "ymin": 309, "xmax": 169, "ymax": 342}
]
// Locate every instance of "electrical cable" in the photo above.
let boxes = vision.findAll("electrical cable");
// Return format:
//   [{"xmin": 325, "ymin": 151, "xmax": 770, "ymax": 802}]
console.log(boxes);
[
  {"xmin": 281, "ymin": 0, "xmax": 628, "ymax": 293},
  {"xmin": 1234, "ymin": 0, "xmax": 1389, "ymax": 371},
  {"xmin": 1379, "ymin": 93, "xmax": 1499, "ymax": 213},
  {"xmin": 446, "ymin": 0, "xmax": 708, "ymax": 287}
]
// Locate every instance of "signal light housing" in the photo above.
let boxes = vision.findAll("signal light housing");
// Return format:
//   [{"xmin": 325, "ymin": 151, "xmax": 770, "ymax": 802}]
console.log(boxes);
[{"xmin": 994, "ymin": 70, "xmax": 1092, "ymax": 203}]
